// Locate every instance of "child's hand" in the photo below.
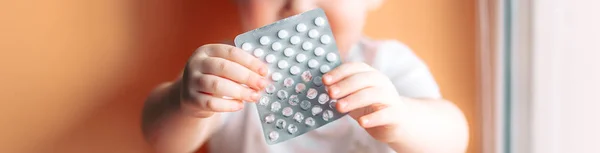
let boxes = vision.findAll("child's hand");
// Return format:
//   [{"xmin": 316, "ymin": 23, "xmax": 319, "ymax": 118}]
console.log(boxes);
[
  {"xmin": 323, "ymin": 62, "xmax": 405, "ymax": 144},
  {"xmin": 180, "ymin": 44, "xmax": 269, "ymax": 118}
]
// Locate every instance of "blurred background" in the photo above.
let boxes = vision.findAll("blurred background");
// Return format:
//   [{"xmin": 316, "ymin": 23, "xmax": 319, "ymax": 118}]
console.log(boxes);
[{"xmin": 0, "ymin": 0, "xmax": 597, "ymax": 153}]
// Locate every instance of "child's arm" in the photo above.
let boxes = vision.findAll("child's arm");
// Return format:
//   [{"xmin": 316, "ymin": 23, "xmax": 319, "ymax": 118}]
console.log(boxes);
[
  {"xmin": 142, "ymin": 44, "xmax": 268, "ymax": 153},
  {"xmin": 142, "ymin": 79, "xmax": 220, "ymax": 153}
]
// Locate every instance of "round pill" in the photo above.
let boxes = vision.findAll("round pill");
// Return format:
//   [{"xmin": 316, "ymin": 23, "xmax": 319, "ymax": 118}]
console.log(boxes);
[
  {"xmin": 265, "ymin": 114, "xmax": 275, "ymax": 124},
  {"xmin": 320, "ymin": 65, "xmax": 331, "ymax": 73},
  {"xmin": 259, "ymin": 36, "xmax": 270, "ymax": 45},
  {"xmin": 295, "ymin": 83, "xmax": 306, "ymax": 93},
  {"xmin": 277, "ymin": 60, "xmax": 289, "ymax": 69},
  {"xmin": 290, "ymin": 66, "xmax": 301, "ymax": 75},
  {"xmin": 318, "ymin": 93, "xmax": 330, "ymax": 104},
  {"xmin": 314, "ymin": 17, "xmax": 325, "ymax": 26},
  {"xmin": 276, "ymin": 119, "xmax": 286, "ymax": 129},
  {"xmin": 311, "ymin": 105, "xmax": 323, "ymax": 116},
  {"xmin": 271, "ymin": 42, "xmax": 282, "ymax": 51},
  {"xmin": 320, "ymin": 34, "xmax": 331, "ymax": 44},
  {"xmin": 308, "ymin": 59, "xmax": 319, "ymax": 69},
  {"xmin": 277, "ymin": 90, "xmax": 288, "ymax": 100},
  {"xmin": 290, "ymin": 36, "xmax": 301, "ymax": 45},
  {"xmin": 328, "ymin": 99, "xmax": 337, "ymax": 109},
  {"xmin": 283, "ymin": 78, "xmax": 294, "ymax": 87},
  {"xmin": 270, "ymin": 101, "xmax": 281, "ymax": 112},
  {"xmin": 301, "ymin": 71, "xmax": 313, "ymax": 82},
  {"xmin": 326, "ymin": 52, "xmax": 337, "ymax": 62},
  {"xmin": 253, "ymin": 48, "xmax": 264, "ymax": 57},
  {"xmin": 282, "ymin": 107, "xmax": 293, "ymax": 117},
  {"xmin": 259, "ymin": 96, "xmax": 269, "ymax": 106},
  {"xmin": 306, "ymin": 88, "xmax": 318, "ymax": 99},
  {"xmin": 288, "ymin": 94, "xmax": 300, "ymax": 106},
  {"xmin": 295, "ymin": 53, "xmax": 307, "ymax": 63},
  {"xmin": 302, "ymin": 41, "xmax": 313, "ymax": 51},
  {"xmin": 323, "ymin": 110, "xmax": 334, "ymax": 121},
  {"xmin": 268, "ymin": 131, "xmax": 279, "ymax": 141},
  {"xmin": 305, "ymin": 117, "xmax": 315, "ymax": 127},
  {"xmin": 296, "ymin": 23, "xmax": 307, "ymax": 32},
  {"xmin": 271, "ymin": 72, "xmax": 282, "ymax": 81},
  {"xmin": 293, "ymin": 112, "xmax": 304, "ymax": 123},
  {"xmin": 300, "ymin": 100, "xmax": 311, "ymax": 110},
  {"xmin": 241, "ymin": 42, "xmax": 253, "ymax": 51},
  {"xmin": 314, "ymin": 47, "xmax": 325, "ymax": 56},
  {"xmin": 312, "ymin": 76, "xmax": 323, "ymax": 86},
  {"xmin": 308, "ymin": 29, "xmax": 319, "ymax": 38},
  {"xmin": 287, "ymin": 124, "xmax": 298, "ymax": 134},
  {"xmin": 278, "ymin": 30, "xmax": 289, "ymax": 39},
  {"xmin": 265, "ymin": 54, "xmax": 276, "ymax": 63},
  {"xmin": 283, "ymin": 48, "xmax": 295, "ymax": 57},
  {"xmin": 265, "ymin": 84, "xmax": 276, "ymax": 94}
]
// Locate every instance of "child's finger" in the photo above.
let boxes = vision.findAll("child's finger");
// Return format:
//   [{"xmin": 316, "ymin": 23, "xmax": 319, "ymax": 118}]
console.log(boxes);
[
  {"xmin": 194, "ymin": 74, "xmax": 260, "ymax": 102},
  {"xmin": 201, "ymin": 44, "xmax": 269, "ymax": 77},
  {"xmin": 327, "ymin": 72, "xmax": 380, "ymax": 99},
  {"xmin": 199, "ymin": 57, "xmax": 267, "ymax": 90},
  {"xmin": 357, "ymin": 107, "xmax": 396, "ymax": 128},
  {"xmin": 336, "ymin": 87, "xmax": 385, "ymax": 113},
  {"xmin": 181, "ymin": 93, "xmax": 244, "ymax": 115},
  {"xmin": 322, "ymin": 62, "xmax": 373, "ymax": 85}
]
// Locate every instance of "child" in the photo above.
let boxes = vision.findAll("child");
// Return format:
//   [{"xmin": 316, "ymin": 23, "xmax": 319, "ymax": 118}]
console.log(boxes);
[{"xmin": 142, "ymin": 0, "xmax": 469, "ymax": 152}]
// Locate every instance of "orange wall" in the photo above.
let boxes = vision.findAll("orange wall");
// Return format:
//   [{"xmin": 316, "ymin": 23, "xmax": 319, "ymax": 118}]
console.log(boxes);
[{"xmin": 0, "ymin": 0, "xmax": 478, "ymax": 153}]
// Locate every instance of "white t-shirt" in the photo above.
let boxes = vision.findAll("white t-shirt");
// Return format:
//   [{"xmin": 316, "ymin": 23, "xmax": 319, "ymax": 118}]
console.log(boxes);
[{"xmin": 209, "ymin": 39, "xmax": 441, "ymax": 153}]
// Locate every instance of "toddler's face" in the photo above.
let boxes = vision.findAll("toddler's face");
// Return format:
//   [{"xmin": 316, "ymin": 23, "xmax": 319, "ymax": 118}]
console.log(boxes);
[{"xmin": 235, "ymin": 0, "xmax": 381, "ymax": 56}]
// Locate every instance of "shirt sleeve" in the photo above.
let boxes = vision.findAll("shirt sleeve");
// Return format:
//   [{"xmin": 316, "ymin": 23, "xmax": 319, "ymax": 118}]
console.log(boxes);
[{"xmin": 372, "ymin": 40, "xmax": 442, "ymax": 99}]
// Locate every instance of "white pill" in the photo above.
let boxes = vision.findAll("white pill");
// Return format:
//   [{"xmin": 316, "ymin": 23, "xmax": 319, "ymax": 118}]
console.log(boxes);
[
  {"xmin": 265, "ymin": 54, "xmax": 276, "ymax": 63},
  {"xmin": 290, "ymin": 66, "xmax": 301, "ymax": 75},
  {"xmin": 318, "ymin": 93, "xmax": 330, "ymax": 104},
  {"xmin": 295, "ymin": 83, "xmax": 306, "ymax": 93},
  {"xmin": 277, "ymin": 90, "xmax": 288, "ymax": 100},
  {"xmin": 271, "ymin": 72, "xmax": 282, "ymax": 81},
  {"xmin": 302, "ymin": 42, "xmax": 313, "ymax": 51},
  {"xmin": 296, "ymin": 23, "xmax": 307, "ymax": 32},
  {"xmin": 308, "ymin": 59, "xmax": 319, "ymax": 68},
  {"xmin": 278, "ymin": 30, "xmax": 289, "ymax": 39},
  {"xmin": 268, "ymin": 131, "xmax": 279, "ymax": 141},
  {"xmin": 314, "ymin": 17, "xmax": 325, "ymax": 26},
  {"xmin": 277, "ymin": 60, "xmax": 289, "ymax": 69},
  {"xmin": 265, "ymin": 114, "xmax": 275, "ymax": 123},
  {"xmin": 306, "ymin": 88, "xmax": 318, "ymax": 99},
  {"xmin": 323, "ymin": 110, "xmax": 334, "ymax": 121},
  {"xmin": 283, "ymin": 78, "xmax": 294, "ymax": 87},
  {"xmin": 311, "ymin": 105, "xmax": 323, "ymax": 115},
  {"xmin": 293, "ymin": 112, "xmax": 304, "ymax": 123},
  {"xmin": 241, "ymin": 42, "xmax": 253, "ymax": 51},
  {"xmin": 314, "ymin": 47, "xmax": 325, "ymax": 56},
  {"xmin": 253, "ymin": 48, "xmax": 264, "ymax": 57},
  {"xmin": 259, "ymin": 36, "xmax": 270, "ymax": 45},
  {"xmin": 301, "ymin": 71, "xmax": 313, "ymax": 82},
  {"xmin": 290, "ymin": 36, "xmax": 301, "ymax": 45},
  {"xmin": 320, "ymin": 34, "xmax": 331, "ymax": 44},
  {"xmin": 320, "ymin": 65, "xmax": 331, "ymax": 73},
  {"xmin": 295, "ymin": 53, "xmax": 307, "ymax": 63},
  {"xmin": 265, "ymin": 84, "xmax": 276, "ymax": 94},
  {"xmin": 289, "ymin": 95, "xmax": 299, "ymax": 106},
  {"xmin": 281, "ymin": 48, "xmax": 293, "ymax": 57},
  {"xmin": 271, "ymin": 42, "xmax": 282, "ymax": 51},
  {"xmin": 259, "ymin": 96, "xmax": 270, "ymax": 105},
  {"xmin": 326, "ymin": 52, "xmax": 337, "ymax": 62},
  {"xmin": 287, "ymin": 124, "xmax": 298, "ymax": 134},
  {"xmin": 276, "ymin": 119, "xmax": 286, "ymax": 129},
  {"xmin": 270, "ymin": 101, "xmax": 281, "ymax": 112},
  {"xmin": 300, "ymin": 100, "xmax": 311, "ymax": 110},
  {"xmin": 308, "ymin": 29, "xmax": 319, "ymax": 38},
  {"xmin": 282, "ymin": 107, "xmax": 294, "ymax": 117},
  {"xmin": 305, "ymin": 117, "xmax": 315, "ymax": 126}
]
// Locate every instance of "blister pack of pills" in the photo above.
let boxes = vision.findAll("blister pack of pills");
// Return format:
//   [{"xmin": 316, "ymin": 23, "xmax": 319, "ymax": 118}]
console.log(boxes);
[{"xmin": 234, "ymin": 8, "xmax": 345, "ymax": 145}]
